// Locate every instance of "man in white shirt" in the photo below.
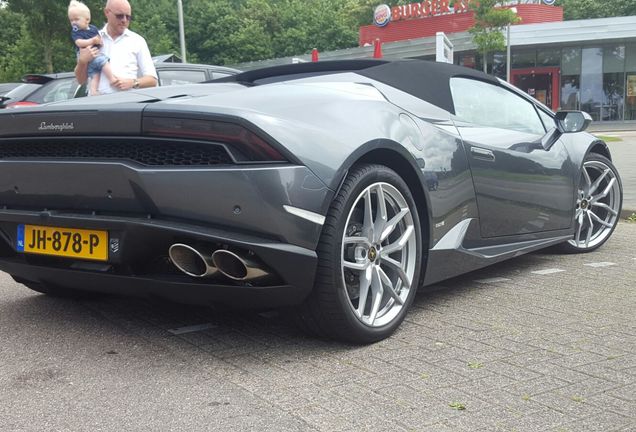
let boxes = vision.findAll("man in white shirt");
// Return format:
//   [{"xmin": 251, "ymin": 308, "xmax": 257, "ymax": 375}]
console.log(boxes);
[{"xmin": 75, "ymin": 0, "xmax": 157, "ymax": 94}]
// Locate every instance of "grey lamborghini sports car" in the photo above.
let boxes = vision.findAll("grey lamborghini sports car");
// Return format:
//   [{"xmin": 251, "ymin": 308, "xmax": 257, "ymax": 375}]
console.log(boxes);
[{"xmin": 0, "ymin": 60, "xmax": 623, "ymax": 343}]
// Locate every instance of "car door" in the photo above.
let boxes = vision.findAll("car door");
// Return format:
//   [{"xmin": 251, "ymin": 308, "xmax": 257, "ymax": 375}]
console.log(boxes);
[{"xmin": 450, "ymin": 77, "xmax": 576, "ymax": 238}]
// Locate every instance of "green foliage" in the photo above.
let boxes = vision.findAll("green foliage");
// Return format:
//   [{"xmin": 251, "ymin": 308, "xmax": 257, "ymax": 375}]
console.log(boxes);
[
  {"xmin": 556, "ymin": 0, "xmax": 636, "ymax": 20},
  {"xmin": 449, "ymin": 401, "xmax": 466, "ymax": 410},
  {"xmin": 468, "ymin": 0, "xmax": 519, "ymax": 73},
  {"xmin": 11, "ymin": 0, "xmax": 635, "ymax": 79},
  {"xmin": 0, "ymin": 0, "xmax": 381, "ymax": 75}
]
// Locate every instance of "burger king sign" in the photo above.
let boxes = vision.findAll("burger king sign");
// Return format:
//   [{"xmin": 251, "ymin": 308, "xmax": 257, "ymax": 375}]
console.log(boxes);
[{"xmin": 374, "ymin": 4, "xmax": 392, "ymax": 27}]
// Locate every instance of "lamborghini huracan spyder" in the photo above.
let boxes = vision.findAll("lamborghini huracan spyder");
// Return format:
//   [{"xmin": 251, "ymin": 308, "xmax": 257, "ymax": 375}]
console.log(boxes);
[{"xmin": 0, "ymin": 60, "xmax": 622, "ymax": 343}]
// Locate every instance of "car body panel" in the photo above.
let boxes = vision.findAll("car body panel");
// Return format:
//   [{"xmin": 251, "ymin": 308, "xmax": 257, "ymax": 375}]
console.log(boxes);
[{"xmin": 0, "ymin": 59, "xmax": 613, "ymax": 308}]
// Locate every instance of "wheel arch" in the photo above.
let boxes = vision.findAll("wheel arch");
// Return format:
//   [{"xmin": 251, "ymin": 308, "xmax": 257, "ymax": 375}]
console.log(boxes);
[
  {"xmin": 341, "ymin": 145, "xmax": 432, "ymax": 250},
  {"xmin": 587, "ymin": 139, "xmax": 611, "ymax": 160}
]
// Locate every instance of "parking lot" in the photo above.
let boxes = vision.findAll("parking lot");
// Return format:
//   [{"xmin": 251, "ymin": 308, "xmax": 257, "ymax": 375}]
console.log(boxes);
[{"xmin": 1, "ymin": 220, "xmax": 634, "ymax": 432}]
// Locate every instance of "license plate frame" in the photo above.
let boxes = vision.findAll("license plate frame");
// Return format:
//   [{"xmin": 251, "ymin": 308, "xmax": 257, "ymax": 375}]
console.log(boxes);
[{"xmin": 17, "ymin": 224, "xmax": 109, "ymax": 261}]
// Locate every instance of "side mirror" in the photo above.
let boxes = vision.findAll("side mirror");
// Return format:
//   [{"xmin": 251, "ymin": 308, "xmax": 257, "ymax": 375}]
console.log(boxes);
[{"xmin": 555, "ymin": 110, "xmax": 592, "ymax": 133}]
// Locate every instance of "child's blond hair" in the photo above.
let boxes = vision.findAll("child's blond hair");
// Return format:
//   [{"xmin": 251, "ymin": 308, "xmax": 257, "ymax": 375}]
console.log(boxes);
[{"xmin": 68, "ymin": 0, "xmax": 91, "ymax": 20}]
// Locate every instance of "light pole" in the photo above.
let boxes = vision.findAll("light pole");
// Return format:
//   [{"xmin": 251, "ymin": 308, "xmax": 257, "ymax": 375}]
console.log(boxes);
[
  {"xmin": 506, "ymin": 7, "xmax": 517, "ymax": 83},
  {"xmin": 177, "ymin": 0, "xmax": 187, "ymax": 63}
]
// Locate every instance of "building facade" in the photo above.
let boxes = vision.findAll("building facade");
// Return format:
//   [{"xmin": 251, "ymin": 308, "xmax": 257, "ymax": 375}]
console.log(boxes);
[{"xmin": 234, "ymin": 1, "xmax": 636, "ymax": 123}]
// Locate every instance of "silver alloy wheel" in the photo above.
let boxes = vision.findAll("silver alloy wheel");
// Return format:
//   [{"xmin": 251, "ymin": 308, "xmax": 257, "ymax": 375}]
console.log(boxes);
[
  {"xmin": 341, "ymin": 182, "xmax": 417, "ymax": 327},
  {"xmin": 568, "ymin": 159, "xmax": 621, "ymax": 249}
]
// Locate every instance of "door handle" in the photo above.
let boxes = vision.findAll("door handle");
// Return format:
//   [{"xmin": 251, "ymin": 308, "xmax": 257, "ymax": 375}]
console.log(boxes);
[{"xmin": 471, "ymin": 147, "xmax": 495, "ymax": 161}]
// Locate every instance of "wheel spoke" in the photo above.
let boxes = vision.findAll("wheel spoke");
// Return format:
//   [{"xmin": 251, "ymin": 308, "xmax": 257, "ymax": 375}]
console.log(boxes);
[
  {"xmin": 362, "ymin": 189, "xmax": 375, "ymax": 241},
  {"xmin": 356, "ymin": 266, "xmax": 372, "ymax": 318},
  {"xmin": 343, "ymin": 260, "xmax": 367, "ymax": 271},
  {"xmin": 374, "ymin": 185, "xmax": 388, "ymax": 243},
  {"xmin": 380, "ymin": 208, "xmax": 409, "ymax": 242},
  {"xmin": 377, "ymin": 266, "xmax": 404, "ymax": 306},
  {"xmin": 575, "ymin": 211, "xmax": 585, "ymax": 244},
  {"xmin": 383, "ymin": 256, "xmax": 412, "ymax": 290},
  {"xmin": 585, "ymin": 212, "xmax": 594, "ymax": 247},
  {"xmin": 367, "ymin": 267, "xmax": 384, "ymax": 325},
  {"xmin": 588, "ymin": 168, "xmax": 610, "ymax": 195},
  {"xmin": 590, "ymin": 201, "xmax": 618, "ymax": 216},
  {"xmin": 381, "ymin": 225, "xmax": 414, "ymax": 256},
  {"xmin": 343, "ymin": 236, "xmax": 371, "ymax": 247},
  {"xmin": 582, "ymin": 168, "xmax": 592, "ymax": 193},
  {"xmin": 591, "ymin": 177, "xmax": 616, "ymax": 202},
  {"xmin": 589, "ymin": 211, "xmax": 613, "ymax": 228}
]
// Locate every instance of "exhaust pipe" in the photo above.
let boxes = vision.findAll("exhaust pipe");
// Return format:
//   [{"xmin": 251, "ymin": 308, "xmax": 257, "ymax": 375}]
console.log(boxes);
[
  {"xmin": 212, "ymin": 249, "xmax": 270, "ymax": 281},
  {"xmin": 168, "ymin": 244, "xmax": 218, "ymax": 278}
]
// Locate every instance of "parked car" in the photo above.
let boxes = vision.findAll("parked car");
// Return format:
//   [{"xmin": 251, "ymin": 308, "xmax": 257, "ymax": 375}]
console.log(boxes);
[
  {"xmin": 0, "ymin": 62, "xmax": 240, "ymax": 108},
  {"xmin": 0, "ymin": 82, "xmax": 21, "ymax": 96},
  {"xmin": 0, "ymin": 73, "xmax": 85, "ymax": 109},
  {"xmin": 0, "ymin": 60, "xmax": 623, "ymax": 343},
  {"xmin": 153, "ymin": 61, "xmax": 240, "ymax": 85}
]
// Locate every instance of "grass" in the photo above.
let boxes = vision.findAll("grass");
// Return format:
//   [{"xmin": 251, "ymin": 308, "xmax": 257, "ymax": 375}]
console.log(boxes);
[
  {"xmin": 594, "ymin": 134, "xmax": 623, "ymax": 142},
  {"xmin": 627, "ymin": 213, "xmax": 636, "ymax": 223},
  {"xmin": 449, "ymin": 401, "xmax": 466, "ymax": 410}
]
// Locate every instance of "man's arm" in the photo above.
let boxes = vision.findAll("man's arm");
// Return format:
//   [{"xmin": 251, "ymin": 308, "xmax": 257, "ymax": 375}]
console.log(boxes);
[
  {"xmin": 74, "ymin": 46, "xmax": 98, "ymax": 84},
  {"xmin": 111, "ymin": 75, "xmax": 158, "ymax": 91}
]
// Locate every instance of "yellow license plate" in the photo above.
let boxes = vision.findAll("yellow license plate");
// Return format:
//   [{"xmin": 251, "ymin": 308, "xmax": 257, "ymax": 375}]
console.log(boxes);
[{"xmin": 17, "ymin": 224, "xmax": 108, "ymax": 261}]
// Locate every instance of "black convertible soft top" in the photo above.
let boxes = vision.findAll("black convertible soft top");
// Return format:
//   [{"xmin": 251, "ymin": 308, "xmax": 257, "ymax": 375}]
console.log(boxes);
[{"xmin": 219, "ymin": 59, "xmax": 500, "ymax": 114}]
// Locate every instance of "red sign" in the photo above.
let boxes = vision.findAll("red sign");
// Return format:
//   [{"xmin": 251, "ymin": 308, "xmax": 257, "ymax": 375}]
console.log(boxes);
[{"xmin": 389, "ymin": 0, "xmax": 471, "ymax": 22}]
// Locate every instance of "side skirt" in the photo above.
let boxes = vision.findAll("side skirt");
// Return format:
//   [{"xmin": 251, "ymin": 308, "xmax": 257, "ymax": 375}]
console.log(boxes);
[{"xmin": 422, "ymin": 219, "xmax": 571, "ymax": 287}]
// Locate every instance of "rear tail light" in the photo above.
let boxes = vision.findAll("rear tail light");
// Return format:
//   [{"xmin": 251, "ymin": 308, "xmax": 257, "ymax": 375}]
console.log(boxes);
[
  {"xmin": 143, "ymin": 116, "xmax": 286, "ymax": 162},
  {"xmin": 6, "ymin": 101, "xmax": 39, "ymax": 109}
]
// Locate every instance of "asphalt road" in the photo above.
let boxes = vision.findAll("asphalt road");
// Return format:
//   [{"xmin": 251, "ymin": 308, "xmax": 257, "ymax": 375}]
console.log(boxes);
[{"xmin": 1, "ymin": 222, "xmax": 634, "ymax": 432}]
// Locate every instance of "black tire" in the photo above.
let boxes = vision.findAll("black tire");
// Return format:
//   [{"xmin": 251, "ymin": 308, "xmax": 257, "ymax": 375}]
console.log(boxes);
[
  {"xmin": 296, "ymin": 164, "xmax": 423, "ymax": 344},
  {"xmin": 559, "ymin": 153, "xmax": 622, "ymax": 253}
]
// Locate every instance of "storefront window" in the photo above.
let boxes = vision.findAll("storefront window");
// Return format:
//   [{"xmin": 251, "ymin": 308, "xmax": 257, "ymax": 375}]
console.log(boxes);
[
  {"xmin": 580, "ymin": 48, "xmax": 603, "ymax": 121},
  {"xmin": 561, "ymin": 48, "xmax": 581, "ymax": 75},
  {"xmin": 625, "ymin": 45, "xmax": 636, "ymax": 120},
  {"xmin": 561, "ymin": 76, "xmax": 580, "ymax": 110},
  {"xmin": 603, "ymin": 73, "xmax": 624, "ymax": 121},
  {"xmin": 538, "ymin": 49, "xmax": 560, "ymax": 67},
  {"xmin": 603, "ymin": 46, "xmax": 625, "ymax": 121},
  {"xmin": 512, "ymin": 50, "xmax": 535, "ymax": 69},
  {"xmin": 491, "ymin": 52, "xmax": 506, "ymax": 79}
]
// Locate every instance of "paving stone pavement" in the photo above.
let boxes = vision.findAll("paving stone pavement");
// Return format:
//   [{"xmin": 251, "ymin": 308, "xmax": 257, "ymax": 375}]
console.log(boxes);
[{"xmin": 0, "ymin": 223, "xmax": 635, "ymax": 432}]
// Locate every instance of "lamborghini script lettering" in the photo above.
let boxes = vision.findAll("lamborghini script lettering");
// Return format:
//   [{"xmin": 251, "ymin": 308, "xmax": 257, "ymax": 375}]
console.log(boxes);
[{"xmin": 38, "ymin": 122, "xmax": 74, "ymax": 131}]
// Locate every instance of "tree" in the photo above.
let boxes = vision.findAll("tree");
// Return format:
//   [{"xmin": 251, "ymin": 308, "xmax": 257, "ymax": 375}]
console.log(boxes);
[
  {"xmin": 556, "ymin": 0, "xmax": 636, "ymax": 20},
  {"xmin": 468, "ymin": 0, "xmax": 519, "ymax": 73}
]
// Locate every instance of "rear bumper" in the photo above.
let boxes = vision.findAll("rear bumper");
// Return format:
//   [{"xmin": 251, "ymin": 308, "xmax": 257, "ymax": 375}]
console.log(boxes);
[{"xmin": 0, "ymin": 209, "xmax": 317, "ymax": 308}]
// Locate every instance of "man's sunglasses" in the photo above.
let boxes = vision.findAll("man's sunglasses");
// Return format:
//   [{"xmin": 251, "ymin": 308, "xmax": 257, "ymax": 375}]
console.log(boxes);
[{"xmin": 114, "ymin": 13, "xmax": 133, "ymax": 21}]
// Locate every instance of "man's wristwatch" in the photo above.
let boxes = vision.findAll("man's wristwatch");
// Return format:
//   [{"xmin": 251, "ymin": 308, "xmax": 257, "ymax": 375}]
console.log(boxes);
[{"xmin": 132, "ymin": 79, "xmax": 140, "ymax": 89}]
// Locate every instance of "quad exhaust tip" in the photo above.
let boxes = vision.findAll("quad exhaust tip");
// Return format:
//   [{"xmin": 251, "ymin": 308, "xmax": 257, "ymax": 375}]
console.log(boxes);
[
  {"xmin": 168, "ymin": 244, "xmax": 218, "ymax": 278},
  {"xmin": 211, "ymin": 249, "xmax": 269, "ymax": 281},
  {"xmin": 168, "ymin": 243, "xmax": 270, "ymax": 281}
]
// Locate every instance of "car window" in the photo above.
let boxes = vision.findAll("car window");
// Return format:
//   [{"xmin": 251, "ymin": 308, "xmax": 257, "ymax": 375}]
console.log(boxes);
[
  {"xmin": 537, "ymin": 109, "xmax": 555, "ymax": 131},
  {"xmin": 450, "ymin": 77, "xmax": 546, "ymax": 135},
  {"xmin": 27, "ymin": 78, "xmax": 80, "ymax": 104},
  {"xmin": 2, "ymin": 83, "xmax": 41, "ymax": 101},
  {"xmin": 211, "ymin": 72, "xmax": 233, "ymax": 79},
  {"xmin": 158, "ymin": 69, "xmax": 207, "ymax": 86}
]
